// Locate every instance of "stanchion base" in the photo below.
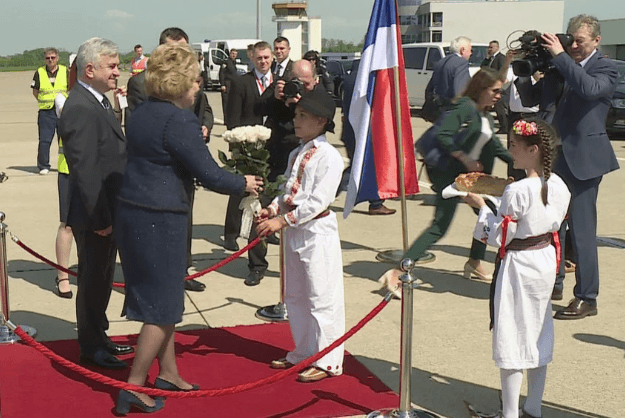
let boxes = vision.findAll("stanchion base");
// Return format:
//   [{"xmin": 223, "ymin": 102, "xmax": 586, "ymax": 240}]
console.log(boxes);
[
  {"xmin": 0, "ymin": 324, "xmax": 37, "ymax": 344},
  {"xmin": 255, "ymin": 302, "xmax": 288, "ymax": 323},
  {"xmin": 367, "ymin": 408, "xmax": 439, "ymax": 418},
  {"xmin": 376, "ymin": 250, "xmax": 436, "ymax": 265}
]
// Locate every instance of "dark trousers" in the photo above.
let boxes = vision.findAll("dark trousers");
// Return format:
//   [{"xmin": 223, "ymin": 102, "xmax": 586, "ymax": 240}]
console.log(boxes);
[
  {"xmin": 74, "ymin": 228, "xmax": 117, "ymax": 356},
  {"xmin": 224, "ymin": 194, "xmax": 243, "ymax": 242},
  {"xmin": 494, "ymin": 100, "xmax": 508, "ymax": 133},
  {"xmin": 37, "ymin": 109, "xmax": 58, "ymax": 170},
  {"xmin": 554, "ymin": 156, "xmax": 602, "ymax": 305},
  {"xmin": 224, "ymin": 193, "xmax": 272, "ymax": 273},
  {"xmin": 404, "ymin": 167, "xmax": 486, "ymax": 262},
  {"xmin": 221, "ymin": 92, "xmax": 230, "ymax": 128}
]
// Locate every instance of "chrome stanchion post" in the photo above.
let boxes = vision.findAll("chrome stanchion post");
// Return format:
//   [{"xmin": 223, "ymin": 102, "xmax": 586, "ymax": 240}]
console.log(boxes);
[
  {"xmin": 367, "ymin": 259, "xmax": 438, "ymax": 418},
  {"xmin": 255, "ymin": 231, "xmax": 288, "ymax": 322},
  {"xmin": 0, "ymin": 212, "xmax": 37, "ymax": 344}
]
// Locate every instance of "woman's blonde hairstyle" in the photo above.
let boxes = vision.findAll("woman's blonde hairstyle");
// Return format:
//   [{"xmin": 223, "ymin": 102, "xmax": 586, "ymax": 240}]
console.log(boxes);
[{"xmin": 145, "ymin": 44, "xmax": 199, "ymax": 102}]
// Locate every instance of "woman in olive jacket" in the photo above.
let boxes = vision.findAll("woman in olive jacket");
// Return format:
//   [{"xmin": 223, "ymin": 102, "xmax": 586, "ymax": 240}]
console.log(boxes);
[{"xmin": 408, "ymin": 69, "xmax": 513, "ymax": 280}]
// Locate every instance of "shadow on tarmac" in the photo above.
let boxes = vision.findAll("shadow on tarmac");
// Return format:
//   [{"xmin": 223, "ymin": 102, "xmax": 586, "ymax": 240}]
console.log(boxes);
[
  {"xmin": 573, "ymin": 333, "xmax": 625, "ymax": 357},
  {"xmin": 354, "ymin": 355, "xmax": 612, "ymax": 418}
]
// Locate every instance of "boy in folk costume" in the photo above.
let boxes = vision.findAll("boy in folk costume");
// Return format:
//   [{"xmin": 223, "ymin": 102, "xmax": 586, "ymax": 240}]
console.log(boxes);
[{"xmin": 256, "ymin": 88, "xmax": 345, "ymax": 382}]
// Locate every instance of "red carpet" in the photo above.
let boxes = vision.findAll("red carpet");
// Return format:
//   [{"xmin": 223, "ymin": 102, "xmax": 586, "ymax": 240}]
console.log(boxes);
[{"xmin": 0, "ymin": 323, "xmax": 398, "ymax": 417}]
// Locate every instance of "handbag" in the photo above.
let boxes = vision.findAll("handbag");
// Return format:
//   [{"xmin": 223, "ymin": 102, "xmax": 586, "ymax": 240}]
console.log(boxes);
[
  {"xmin": 420, "ymin": 90, "xmax": 444, "ymax": 123},
  {"xmin": 415, "ymin": 103, "xmax": 478, "ymax": 171}
]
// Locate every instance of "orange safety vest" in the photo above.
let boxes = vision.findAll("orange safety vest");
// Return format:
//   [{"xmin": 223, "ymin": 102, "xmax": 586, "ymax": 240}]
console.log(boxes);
[{"xmin": 131, "ymin": 56, "xmax": 148, "ymax": 75}]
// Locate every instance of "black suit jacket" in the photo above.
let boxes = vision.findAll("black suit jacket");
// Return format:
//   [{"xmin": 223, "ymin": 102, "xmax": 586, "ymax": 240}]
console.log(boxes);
[
  {"xmin": 480, "ymin": 52, "xmax": 506, "ymax": 71},
  {"xmin": 126, "ymin": 71, "xmax": 213, "ymax": 132},
  {"xmin": 58, "ymin": 82, "xmax": 127, "ymax": 231},
  {"xmin": 219, "ymin": 59, "xmax": 238, "ymax": 90},
  {"xmin": 272, "ymin": 58, "xmax": 294, "ymax": 80},
  {"xmin": 228, "ymin": 71, "xmax": 273, "ymax": 129}
]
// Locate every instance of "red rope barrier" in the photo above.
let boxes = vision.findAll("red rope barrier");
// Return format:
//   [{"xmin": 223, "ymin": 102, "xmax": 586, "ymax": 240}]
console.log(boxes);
[
  {"xmin": 13, "ymin": 238, "xmax": 77, "ymax": 277},
  {"xmin": 12, "ymin": 296, "xmax": 390, "ymax": 398},
  {"xmin": 11, "ymin": 235, "xmax": 262, "ymax": 288}
]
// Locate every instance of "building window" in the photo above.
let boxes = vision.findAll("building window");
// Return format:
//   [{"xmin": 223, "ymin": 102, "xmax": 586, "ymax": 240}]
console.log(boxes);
[
  {"xmin": 398, "ymin": 0, "xmax": 421, "ymax": 5},
  {"xmin": 433, "ymin": 12, "xmax": 443, "ymax": 27},
  {"xmin": 301, "ymin": 22, "xmax": 309, "ymax": 55},
  {"xmin": 432, "ymin": 31, "xmax": 442, "ymax": 42}
]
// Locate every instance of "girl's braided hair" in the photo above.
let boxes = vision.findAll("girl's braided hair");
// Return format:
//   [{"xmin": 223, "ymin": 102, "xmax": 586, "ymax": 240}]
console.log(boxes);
[{"xmin": 511, "ymin": 118, "xmax": 559, "ymax": 205}]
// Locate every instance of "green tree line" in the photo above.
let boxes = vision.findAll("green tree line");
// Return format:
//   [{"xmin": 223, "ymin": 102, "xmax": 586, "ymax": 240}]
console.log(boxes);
[
  {"xmin": 0, "ymin": 48, "xmax": 139, "ymax": 68},
  {"xmin": 321, "ymin": 38, "xmax": 365, "ymax": 53}
]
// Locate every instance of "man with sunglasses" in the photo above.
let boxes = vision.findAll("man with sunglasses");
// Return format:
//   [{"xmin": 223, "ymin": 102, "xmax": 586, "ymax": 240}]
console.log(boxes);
[{"xmin": 31, "ymin": 47, "xmax": 69, "ymax": 174}]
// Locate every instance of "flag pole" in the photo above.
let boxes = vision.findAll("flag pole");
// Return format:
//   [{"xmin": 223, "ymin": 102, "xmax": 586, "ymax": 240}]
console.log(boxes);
[{"xmin": 393, "ymin": 66, "xmax": 409, "ymax": 253}]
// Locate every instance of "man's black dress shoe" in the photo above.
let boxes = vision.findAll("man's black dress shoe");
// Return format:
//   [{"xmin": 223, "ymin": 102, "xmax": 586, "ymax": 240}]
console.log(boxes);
[
  {"xmin": 184, "ymin": 279, "xmax": 206, "ymax": 292},
  {"xmin": 244, "ymin": 270, "xmax": 264, "ymax": 286},
  {"xmin": 80, "ymin": 348, "xmax": 128, "ymax": 369},
  {"xmin": 554, "ymin": 297, "xmax": 597, "ymax": 320},
  {"xmin": 551, "ymin": 287, "xmax": 563, "ymax": 301},
  {"xmin": 106, "ymin": 342, "xmax": 134, "ymax": 356},
  {"xmin": 223, "ymin": 238, "xmax": 239, "ymax": 251}
]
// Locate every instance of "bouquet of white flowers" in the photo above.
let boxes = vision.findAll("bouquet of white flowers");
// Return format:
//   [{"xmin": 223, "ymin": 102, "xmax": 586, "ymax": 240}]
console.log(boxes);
[{"xmin": 218, "ymin": 125, "xmax": 286, "ymax": 238}]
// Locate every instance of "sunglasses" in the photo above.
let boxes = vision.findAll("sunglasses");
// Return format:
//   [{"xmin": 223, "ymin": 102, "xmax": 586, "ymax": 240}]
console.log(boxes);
[{"xmin": 45, "ymin": 56, "xmax": 58, "ymax": 60}]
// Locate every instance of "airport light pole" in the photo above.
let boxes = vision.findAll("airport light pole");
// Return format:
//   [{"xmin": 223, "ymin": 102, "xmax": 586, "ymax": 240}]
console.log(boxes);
[{"xmin": 256, "ymin": 0, "xmax": 261, "ymax": 39}]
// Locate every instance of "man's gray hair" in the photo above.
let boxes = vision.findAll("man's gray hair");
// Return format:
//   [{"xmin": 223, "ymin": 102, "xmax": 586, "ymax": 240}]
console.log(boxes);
[
  {"xmin": 567, "ymin": 14, "xmax": 601, "ymax": 38},
  {"xmin": 76, "ymin": 37, "xmax": 119, "ymax": 74},
  {"xmin": 43, "ymin": 47, "xmax": 59, "ymax": 56},
  {"xmin": 449, "ymin": 36, "xmax": 472, "ymax": 54}
]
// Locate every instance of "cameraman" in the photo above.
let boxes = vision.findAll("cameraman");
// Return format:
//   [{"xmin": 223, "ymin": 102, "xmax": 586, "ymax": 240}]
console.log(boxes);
[
  {"xmin": 520, "ymin": 15, "xmax": 619, "ymax": 319},
  {"xmin": 243, "ymin": 59, "xmax": 328, "ymax": 286},
  {"xmin": 303, "ymin": 50, "xmax": 334, "ymax": 95}
]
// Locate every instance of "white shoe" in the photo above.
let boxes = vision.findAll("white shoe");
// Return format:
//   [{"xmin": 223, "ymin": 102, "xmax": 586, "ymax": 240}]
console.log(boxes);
[
  {"xmin": 463, "ymin": 262, "xmax": 493, "ymax": 281},
  {"xmin": 39, "ymin": 169, "xmax": 49, "ymax": 175}
]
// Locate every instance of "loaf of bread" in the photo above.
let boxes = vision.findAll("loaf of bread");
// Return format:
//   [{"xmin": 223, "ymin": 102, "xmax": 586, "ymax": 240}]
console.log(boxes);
[{"xmin": 455, "ymin": 172, "xmax": 512, "ymax": 196}]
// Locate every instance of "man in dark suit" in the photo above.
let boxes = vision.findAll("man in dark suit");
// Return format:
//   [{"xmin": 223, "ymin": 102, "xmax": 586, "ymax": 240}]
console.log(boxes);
[
  {"xmin": 481, "ymin": 40, "xmax": 506, "ymax": 71},
  {"xmin": 271, "ymin": 36, "xmax": 294, "ymax": 80},
  {"xmin": 481, "ymin": 40, "xmax": 509, "ymax": 133},
  {"xmin": 533, "ymin": 15, "xmax": 619, "ymax": 319},
  {"xmin": 223, "ymin": 42, "xmax": 274, "ymax": 253},
  {"xmin": 425, "ymin": 36, "xmax": 472, "ymax": 111},
  {"xmin": 125, "ymin": 27, "xmax": 213, "ymax": 292},
  {"xmin": 219, "ymin": 48, "xmax": 239, "ymax": 128},
  {"xmin": 58, "ymin": 37, "xmax": 132, "ymax": 369}
]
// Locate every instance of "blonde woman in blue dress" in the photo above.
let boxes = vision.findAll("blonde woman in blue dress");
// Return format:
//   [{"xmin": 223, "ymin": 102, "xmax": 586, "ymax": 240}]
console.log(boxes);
[{"xmin": 463, "ymin": 118, "xmax": 570, "ymax": 418}]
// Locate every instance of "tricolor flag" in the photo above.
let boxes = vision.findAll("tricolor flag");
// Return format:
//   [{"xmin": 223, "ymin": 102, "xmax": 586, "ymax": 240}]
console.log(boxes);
[{"xmin": 344, "ymin": 0, "xmax": 419, "ymax": 218}]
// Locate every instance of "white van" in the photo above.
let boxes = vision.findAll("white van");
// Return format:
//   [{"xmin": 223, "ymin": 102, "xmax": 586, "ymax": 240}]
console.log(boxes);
[
  {"xmin": 208, "ymin": 39, "xmax": 261, "ymax": 72},
  {"xmin": 191, "ymin": 43, "xmax": 228, "ymax": 90},
  {"xmin": 402, "ymin": 42, "xmax": 488, "ymax": 107}
]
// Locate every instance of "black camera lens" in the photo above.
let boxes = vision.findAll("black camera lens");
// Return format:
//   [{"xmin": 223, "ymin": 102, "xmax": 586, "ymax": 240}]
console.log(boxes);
[{"xmin": 283, "ymin": 79, "xmax": 304, "ymax": 99}]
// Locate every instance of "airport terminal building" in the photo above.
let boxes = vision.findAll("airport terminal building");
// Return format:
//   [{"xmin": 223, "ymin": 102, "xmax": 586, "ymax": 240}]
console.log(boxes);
[{"xmin": 398, "ymin": 0, "xmax": 564, "ymax": 49}]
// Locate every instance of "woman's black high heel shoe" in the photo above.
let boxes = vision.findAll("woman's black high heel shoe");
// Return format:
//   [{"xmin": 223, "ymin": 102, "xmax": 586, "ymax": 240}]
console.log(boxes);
[
  {"xmin": 55, "ymin": 277, "xmax": 73, "ymax": 299},
  {"xmin": 153, "ymin": 377, "xmax": 200, "ymax": 399},
  {"xmin": 116, "ymin": 390, "xmax": 164, "ymax": 415}
]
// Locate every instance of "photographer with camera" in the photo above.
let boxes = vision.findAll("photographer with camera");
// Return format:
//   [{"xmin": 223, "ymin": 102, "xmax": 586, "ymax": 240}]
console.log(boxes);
[
  {"xmin": 240, "ymin": 59, "xmax": 327, "ymax": 286},
  {"xmin": 517, "ymin": 15, "xmax": 619, "ymax": 320},
  {"xmin": 303, "ymin": 50, "xmax": 334, "ymax": 95}
]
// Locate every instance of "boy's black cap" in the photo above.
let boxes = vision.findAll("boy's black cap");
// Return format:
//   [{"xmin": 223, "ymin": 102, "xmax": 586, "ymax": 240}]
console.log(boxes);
[{"xmin": 297, "ymin": 87, "xmax": 336, "ymax": 133}]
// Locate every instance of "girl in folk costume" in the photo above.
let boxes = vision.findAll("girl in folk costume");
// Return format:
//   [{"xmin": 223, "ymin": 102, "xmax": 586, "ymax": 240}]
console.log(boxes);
[
  {"xmin": 256, "ymin": 88, "xmax": 345, "ymax": 383},
  {"xmin": 463, "ymin": 118, "xmax": 570, "ymax": 418}
]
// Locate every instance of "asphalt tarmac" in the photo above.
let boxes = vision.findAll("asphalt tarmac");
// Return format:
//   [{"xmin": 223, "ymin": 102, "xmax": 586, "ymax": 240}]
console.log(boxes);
[{"xmin": 1, "ymin": 70, "xmax": 624, "ymax": 417}]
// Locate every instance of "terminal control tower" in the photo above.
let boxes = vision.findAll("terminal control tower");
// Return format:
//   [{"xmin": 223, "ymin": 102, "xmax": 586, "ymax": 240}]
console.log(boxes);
[{"xmin": 272, "ymin": 1, "xmax": 322, "ymax": 60}]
